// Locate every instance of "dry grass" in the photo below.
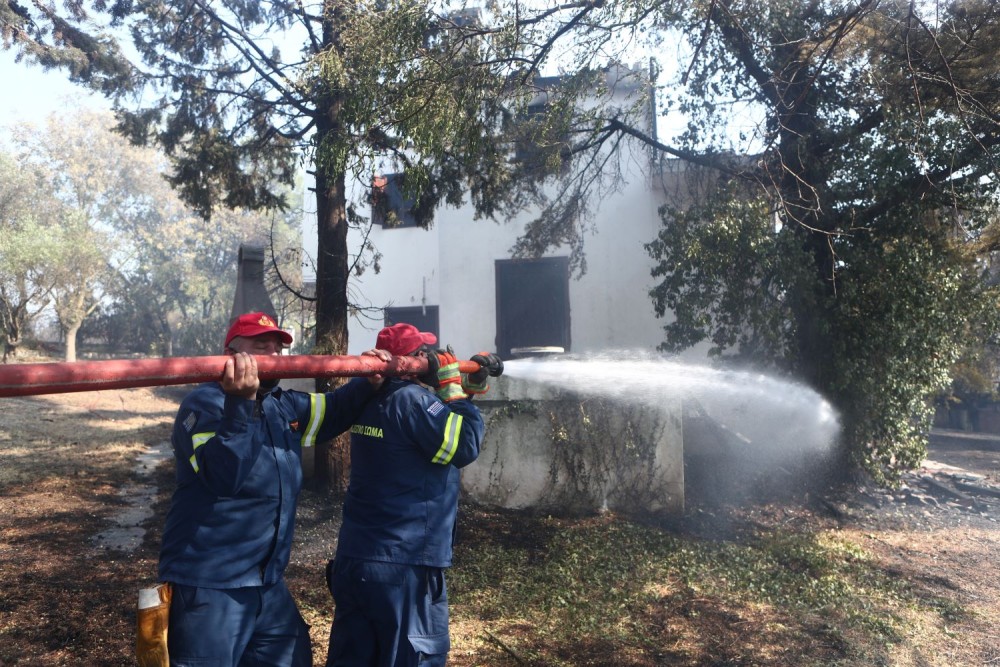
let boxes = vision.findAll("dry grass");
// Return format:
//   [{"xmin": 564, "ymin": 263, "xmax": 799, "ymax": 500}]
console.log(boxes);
[{"xmin": 0, "ymin": 385, "xmax": 175, "ymax": 666}]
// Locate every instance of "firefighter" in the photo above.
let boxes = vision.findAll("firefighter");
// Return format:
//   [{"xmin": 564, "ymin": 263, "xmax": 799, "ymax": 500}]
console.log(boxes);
[
  {"xmin": 325, "ymin": 323, "xmax": 502, "ymax": 667},
  {"xmin": 159, "ymin": 312, "xmax": 390, "ymax": 666}
]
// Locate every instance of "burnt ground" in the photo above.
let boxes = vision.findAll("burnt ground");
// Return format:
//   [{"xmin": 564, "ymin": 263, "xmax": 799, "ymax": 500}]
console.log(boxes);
[{"xmin": 0, "ymin": 386, "xmax": 997, "ymax": 666}]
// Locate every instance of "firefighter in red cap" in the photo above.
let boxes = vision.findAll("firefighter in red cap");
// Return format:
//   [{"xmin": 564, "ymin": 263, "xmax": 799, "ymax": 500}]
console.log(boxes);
[
  {"xmin": 158, "ymin": 312, "xmax": 391, "ymax": 666},
  {"xmin": 325, "ymin": 322, "xmax": 502, "ymax": 667}
]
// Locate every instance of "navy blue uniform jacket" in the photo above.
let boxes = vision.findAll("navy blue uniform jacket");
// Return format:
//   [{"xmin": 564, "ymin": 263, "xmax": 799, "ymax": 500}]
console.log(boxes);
[
  {"xmin": 336, "ymin": 378, "xmax": 484, "ymax": 568},
  {"xmin": 160, "ymin": 379, "xmax": 374, "ymax": 588}
]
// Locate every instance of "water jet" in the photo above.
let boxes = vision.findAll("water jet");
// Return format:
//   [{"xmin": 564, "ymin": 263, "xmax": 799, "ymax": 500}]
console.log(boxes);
[{"xmin": 462, "ymin": 351, "xmax": 840, "ymax": 515}]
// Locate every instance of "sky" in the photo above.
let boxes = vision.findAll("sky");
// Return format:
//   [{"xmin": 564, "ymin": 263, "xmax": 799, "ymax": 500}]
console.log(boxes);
[
  {"xmin": 0, "ymin": 27, "xmax": 710, "ymax": 147},
  {"xmin": 0, "ymin": 49, "xmax": 108, "ymax": 131}
]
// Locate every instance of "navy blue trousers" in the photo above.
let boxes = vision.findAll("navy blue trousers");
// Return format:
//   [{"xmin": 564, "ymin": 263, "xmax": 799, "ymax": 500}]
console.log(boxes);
[
  {"xmin": 325, "ymin": 557, "xmax": 450, "ymax": 667},
  {"xmin": 167, "ymin": 579, "xmax": 312, "ymax": 667}
]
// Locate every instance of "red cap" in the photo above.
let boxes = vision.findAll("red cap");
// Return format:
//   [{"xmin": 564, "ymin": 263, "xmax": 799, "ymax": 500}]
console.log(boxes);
[
  {"xmin": 376, "ymin": 323, "xmax": 436, "ymax": 356},
  {"xmin": 225, "ymin": 312, "xmax": 293, "ymax": 348}
]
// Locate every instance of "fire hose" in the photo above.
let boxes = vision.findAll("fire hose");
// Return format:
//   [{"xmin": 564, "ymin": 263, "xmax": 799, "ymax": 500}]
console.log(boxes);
[{"xmin": 0, "ymin": 354, "xmax": 487, "ymax": 398}]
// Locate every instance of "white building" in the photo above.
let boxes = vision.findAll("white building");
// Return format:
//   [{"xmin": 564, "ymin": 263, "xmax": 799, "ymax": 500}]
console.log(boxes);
[
  {"xmin": 336, "ymin": 67, "xmax": 678, "ymax": 359},
  {"xmin": 299, "ymin": 66, "xmax": 701, "ymax": 515}
]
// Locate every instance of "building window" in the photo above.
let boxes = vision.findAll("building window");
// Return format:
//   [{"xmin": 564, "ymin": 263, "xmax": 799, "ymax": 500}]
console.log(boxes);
[
  {"xmin": 385, "ymin": 306, "xmax": 439, "ymax": 341},
  {"xmin": 495, "ymin": 257, "xmax": 570, "ymax": 358},
  {"xmin": 372, "ymin": 173, "xmax": 418, "ymax": 228},
  {"xmin": 512, "ymin": 78, "xmax": 572, "ymax": 175}
]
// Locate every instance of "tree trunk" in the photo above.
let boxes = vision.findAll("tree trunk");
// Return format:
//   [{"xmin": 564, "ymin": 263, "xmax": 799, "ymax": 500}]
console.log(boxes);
[
  {"xmin": 64, "ymin": 322, "xmax": 81, "ymax": 362},
  {"xmin": 311, "ymin": 0, "xmax": 357, "ymax": 491},
  {"xmin": 312, "ymin": 113, "xmax": 353, "ymax": 490},
  {"xmin": 3, "ymin": 325, "xmax": 21, "ymax": 364},
  {"xmin": 163, "ymin": 317, "xmax": 174, "ymax": 357},
  {"xmin": 2, "ymin": 303, "xmax": 26, "ymax": 363},
  {"xmin": 769, "ymin": 47, "xmax": 836, "ymax": 393},
  {"xmin": 314, "ymin": 171, "xmax": 350, "ymax": 359}
]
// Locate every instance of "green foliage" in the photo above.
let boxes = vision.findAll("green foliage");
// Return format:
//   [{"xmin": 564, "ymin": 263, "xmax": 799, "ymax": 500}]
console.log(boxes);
[
  {"xmin": 80, "ymin": 0, "xmax": 543, "ymax": 352},
  {"xmin": 639, "ymin": 1, "xmax": 1000, "ymax": 482},
  {"xmin": 7, "ymin": 0, "xmax": 318, "ymax": 340},
  {"xmin": 3, "ymin": 110, "xmax": 301, "ymax": 358},
  {"xmin": 0, "ymin": 151, "xmax": 60, "ymax": 355},
  {"xmin": 7, "ymin": 0, "xmax": 1000, "ymax": 482},
  {"xmin": 647, "ymin": 187, "xmax": 813, "ymax": 363},
  {"xmin": 416, "ymin": 0, "xmax": 1000, "ymax": 486},
  {"xmin": 0, "ymin": 0, "xmax": 133, "ymax": 92},
  {"xmin": 824, "ymin": 214, "xmax": 997, "ymax": 482},
  {"xmin": 302, "ymin": 0, "xmax": 520, "ymax": 227},
  {"xmin": 3, "ymin": 0, "xmax": 665, "ymax": 357},
  {"xmin": 648, "ymin": 185, "xmax": 1000, "ymax": 482},
  {"xmin": 115, "ymin": 0, "xmax": 301, "ymax": 220}
]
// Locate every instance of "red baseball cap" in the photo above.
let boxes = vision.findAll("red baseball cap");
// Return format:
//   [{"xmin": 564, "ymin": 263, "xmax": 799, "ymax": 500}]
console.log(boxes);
[
  {"xmin": 376, "ymin": 323, "xmax": 437, "ymax": 356},
  {"xmin": 225, "ymin": 312, "xmax": 293, "ymax": 348}
]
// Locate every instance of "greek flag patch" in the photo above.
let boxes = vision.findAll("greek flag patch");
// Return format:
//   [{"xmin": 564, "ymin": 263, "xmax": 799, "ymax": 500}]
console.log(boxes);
[
  {"xmin": 183, "ymin": 411, "xmax": 197, "ymax": 433},
  {"xmin": 427, "ymin": 401, "xmax": 445, "ymax": 417}
]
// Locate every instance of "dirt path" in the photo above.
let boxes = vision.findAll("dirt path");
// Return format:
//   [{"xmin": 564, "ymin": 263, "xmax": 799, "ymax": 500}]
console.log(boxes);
[{"xmin": 832, "ymin": 430, "xmax": 1000, "ymax": 666}]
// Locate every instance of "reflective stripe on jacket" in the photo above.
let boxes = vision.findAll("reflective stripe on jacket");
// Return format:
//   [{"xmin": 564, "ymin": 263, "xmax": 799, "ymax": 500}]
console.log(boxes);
[
  {"xmin": 337, "ymin": 378, "xmax": 484, "ymax": 568},
  {"xmin": 159, "ymin": 379, "xmax": 374, "ymax": 588}
]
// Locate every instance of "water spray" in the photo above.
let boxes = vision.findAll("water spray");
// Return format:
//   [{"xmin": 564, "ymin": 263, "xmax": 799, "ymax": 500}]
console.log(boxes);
[{"xmin": 501, "ymin": 350, "xmax": 841, "ymax": 467}]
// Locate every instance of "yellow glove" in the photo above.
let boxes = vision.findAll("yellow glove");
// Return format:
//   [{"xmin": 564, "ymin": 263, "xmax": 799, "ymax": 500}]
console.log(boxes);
[{"xmin": 434, "ymin": 351, "xmax": 467, "ymax": 402}]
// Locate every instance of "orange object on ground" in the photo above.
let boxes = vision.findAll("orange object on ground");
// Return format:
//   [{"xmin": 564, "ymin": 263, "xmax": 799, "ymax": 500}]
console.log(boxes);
[{"xmin": 136, "ymin": 582, "xmax": 172, "ymax": 667}]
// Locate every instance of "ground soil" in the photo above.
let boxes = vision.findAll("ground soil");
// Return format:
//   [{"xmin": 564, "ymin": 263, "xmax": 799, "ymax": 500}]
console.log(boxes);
[{"xmin": 0, "ymin": 384, "xmax": 997, "ymax": 666}]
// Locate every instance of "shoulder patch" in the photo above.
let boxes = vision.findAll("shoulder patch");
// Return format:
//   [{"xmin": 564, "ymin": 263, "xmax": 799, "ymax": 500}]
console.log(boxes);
[
  {"xmin": 182, "ymin": 411, "xmax": 197, "ymax": 433},
  {"xmin": 427, "ymin": 401, "xmax": 445, "ymax": 417}
]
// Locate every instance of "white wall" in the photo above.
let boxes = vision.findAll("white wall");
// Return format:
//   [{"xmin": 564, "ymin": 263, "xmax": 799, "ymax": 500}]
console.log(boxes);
[
  {"xmin": 331, "ymin": 64, "xmax": 687, "ymax": 357},
  {"xmin": 345, "ymin": 157, "xmax": 670, "ymax": 357},
  {"xmin": 345, "ymin": 223, "xmax": 442, "ymax": 352},
  {"xmin": 463, "ymin": 375, "xmax": 685, "ymax": 515}
]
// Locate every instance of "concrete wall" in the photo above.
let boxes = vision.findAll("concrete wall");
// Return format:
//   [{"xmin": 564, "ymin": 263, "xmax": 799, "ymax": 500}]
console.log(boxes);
[
  {"xmin": 936, "ymin": 403, "xmax": 1000, "ymax": 435},
  {"xmin": 462, "ymin": 375, "xmax": 685, "ymax": 516}
]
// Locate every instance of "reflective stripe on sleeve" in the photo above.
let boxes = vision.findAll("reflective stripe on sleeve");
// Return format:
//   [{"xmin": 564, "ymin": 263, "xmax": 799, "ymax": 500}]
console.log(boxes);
[
  {"xmin": 432, "ymin": 413, "xmax": 463, "ymax": 465},
  {"xmin": 189, "ymin": 431, "xmax": 215, "ymax": 473},
  {"xmin": 301, "ymin": 393, "xmax": 327, "ymax": 448}
]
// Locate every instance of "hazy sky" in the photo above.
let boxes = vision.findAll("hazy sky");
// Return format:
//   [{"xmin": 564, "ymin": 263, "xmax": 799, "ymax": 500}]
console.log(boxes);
[{"xmin": 0, "ymin": 49, "xmax": 108, "ymax": 130}]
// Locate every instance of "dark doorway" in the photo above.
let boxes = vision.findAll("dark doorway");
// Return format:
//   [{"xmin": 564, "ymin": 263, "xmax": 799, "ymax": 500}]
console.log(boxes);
[
  {"xmin": 495, "ymin": 257, "xmax": 570, "ymax": 358},
  {"xmin": 385, "ymin": 306, "xmax": 439, "ymax": 340}
]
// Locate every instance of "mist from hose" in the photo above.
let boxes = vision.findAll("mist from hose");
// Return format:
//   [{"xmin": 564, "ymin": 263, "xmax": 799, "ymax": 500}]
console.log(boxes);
[{"xmin": 501, "ymin": 350, "xmax": 841, "ymax": 502}]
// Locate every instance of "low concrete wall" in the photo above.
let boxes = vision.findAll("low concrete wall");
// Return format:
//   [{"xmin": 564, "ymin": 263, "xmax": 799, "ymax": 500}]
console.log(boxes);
[
  {"xmin": 938, "ymin": 404, "xmax": 1000, "ymax": 435},
  {"xmin": 286, "ymin": 374, "xmax": 686, "ymax": 516},
  {"xmin": 462, "ymin": 375, "xmax": 685, "ymax": 516}
]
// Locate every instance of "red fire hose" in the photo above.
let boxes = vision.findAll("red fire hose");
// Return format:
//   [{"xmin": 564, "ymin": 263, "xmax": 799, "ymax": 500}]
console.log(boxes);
[{"xmin": 0, "ymin": 355, "xmax": 483, "ymax": 398}]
